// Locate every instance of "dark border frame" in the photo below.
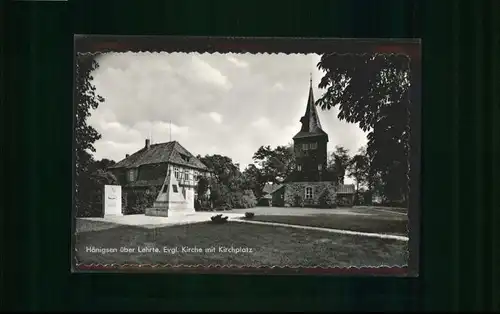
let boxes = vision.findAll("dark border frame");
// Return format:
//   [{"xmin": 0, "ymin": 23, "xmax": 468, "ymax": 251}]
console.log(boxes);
[{"xmin": 72, "ymin": 35, "xmax": 421, "ymax": 277}]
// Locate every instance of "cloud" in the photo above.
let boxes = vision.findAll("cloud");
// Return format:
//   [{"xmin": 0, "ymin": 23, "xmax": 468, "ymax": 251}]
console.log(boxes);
[
  {"xmin": 190, "ymin": 55, "xmax": 232, "ymax": 89},
  {"xmin": 227, "ymin": 56, "xmax": 249, "ymax": 68},
  {"xmin": 250, "ymin": 117, "xmax": 271, "ymax": 128},
  {"xmin": 88, "ymin": 52, "xmax": 368, "ymax": 180},
  {"xmin": 208, "ymin": 112, "xmax": 223, "ymax": 124},
  {"xmin": 272, "ymin": 82, "xmax": 285, "ymax": 91}
]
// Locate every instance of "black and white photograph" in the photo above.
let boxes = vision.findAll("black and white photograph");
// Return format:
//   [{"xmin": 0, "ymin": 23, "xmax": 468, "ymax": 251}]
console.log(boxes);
[{"xmin": 73, "ymin": 37, "xmax": 420, "ymax": 274}]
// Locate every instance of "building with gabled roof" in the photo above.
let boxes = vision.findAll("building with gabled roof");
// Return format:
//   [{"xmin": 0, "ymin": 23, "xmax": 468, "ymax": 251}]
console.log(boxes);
[{"xmin": 108, "ymin": 139, "xmax": 210, "ymax": 216}]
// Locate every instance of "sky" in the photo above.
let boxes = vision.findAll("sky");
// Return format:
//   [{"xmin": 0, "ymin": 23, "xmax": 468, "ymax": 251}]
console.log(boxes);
[{"xmin": 88, "ymin": 52, "xmax": 368, "ymax": 176}]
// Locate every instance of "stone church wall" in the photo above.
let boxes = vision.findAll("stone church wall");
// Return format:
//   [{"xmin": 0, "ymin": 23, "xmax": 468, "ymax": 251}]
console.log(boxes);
[{"xmin": 283, "ymin": 181, "xmax": 336, "ymax": 207}]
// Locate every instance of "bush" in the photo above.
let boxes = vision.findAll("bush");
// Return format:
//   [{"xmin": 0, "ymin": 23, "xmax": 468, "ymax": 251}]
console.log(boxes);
[
  {"xmin": 211, "ymin": 214, "xmax": 228, "ymax": 224},
  {"xmin": 194, "ymin": 199, "xmax": 202, "ymax": 211},
  {"xmin": 245, "ymin": 212, "xmax": 255, "ymax": 219},
  {"xmin": 229, "ymin": 190, "xmax": 257, "ymax": 209},
  {"xmin": 123, "ymin": 187, "xmax": 158, "ymax": 215},
  {"xmin": 76, "ymin": 170, "xmax": 118, "ymax": 218},
  {"xmin": 210, "ymin": 183, "xmax": 232, "ymax": 208},
  {"xmin": 319, "ymin": 188, "xmax": 337, "ymax": 209}
]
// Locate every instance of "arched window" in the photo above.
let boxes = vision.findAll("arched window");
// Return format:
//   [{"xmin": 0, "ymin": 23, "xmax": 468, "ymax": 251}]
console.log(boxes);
[{"xmin": 305, "ymin": 187, "xmax": 313, "ymax": 199}]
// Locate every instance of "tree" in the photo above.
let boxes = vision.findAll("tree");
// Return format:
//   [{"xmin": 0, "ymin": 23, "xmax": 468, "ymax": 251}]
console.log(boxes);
[
  {"xmin": 328, "ymin": 145, "xmax": 351, "ymax": 185},
  {"xmin": 198, "ymin": 154, "xmax": 259, "ymax": 210},
  {"xmin": 252, "ymin": 144, "xmax": 295, "ymax": 184},
  {"xmin": 348, "ymin": 147, "xmax": 369, "ymax": 192},
  {"xmin": 88, "ymin": 158, "xmax": 115, "ymax": 174},
  {"xmin": 316, "ymin": 53, "xmax": 410, "ymax": 203},
  {"xmin": 198, "ymin": 154, "xmax": 239, "ymax": 186},
  {"xmin": 75, "ymin": 54, "xmax": 105, "ymax": 214},
  {"xmin": 241, "ymin": 164, "xmax": 266, "ymax": 198},
  {"xmin": 77, "ymin": 169, "xmax": 118, "ymax": 217}
]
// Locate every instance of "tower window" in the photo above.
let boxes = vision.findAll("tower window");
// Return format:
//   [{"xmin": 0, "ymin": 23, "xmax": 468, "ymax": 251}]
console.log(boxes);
[
  {"xmin": 174, "ymin": 167, "xmax": 180, "ymax": 179},
  {"xmin": 310, "ymin": 142, "xmax": 318, "ymax": 150},
  {"xmin": 172, "ymin": 185, "xmax": 179, "ymax": 193},
  {"xmin": 297, "ymin": 164, "xmax": 302, "ymax": 171},
  {"xmin": 305, "ymin": 187, "xmax": 313, "ymax": 199},
  {"xmin": 302, "ymin": 143, "xmax": 309, "ymax": 150}
]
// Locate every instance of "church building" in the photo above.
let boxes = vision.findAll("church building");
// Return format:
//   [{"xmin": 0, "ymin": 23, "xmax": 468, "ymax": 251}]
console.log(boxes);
[{"xmin": 271, "ymin": 78, "xmax": 355, "ymax": 207}]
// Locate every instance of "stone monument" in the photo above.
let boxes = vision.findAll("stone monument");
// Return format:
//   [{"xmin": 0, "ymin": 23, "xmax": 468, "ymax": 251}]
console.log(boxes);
[{"xmin": 103, "ymin": 185, "xmax": 123, "ymax": 216}]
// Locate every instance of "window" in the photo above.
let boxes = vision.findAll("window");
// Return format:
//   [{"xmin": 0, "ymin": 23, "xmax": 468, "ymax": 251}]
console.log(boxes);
[
  {"xmin": 305, "ymin": 187, "xmax": 313, "ymax": 200},
  {"xmin": 310, "ymin": 142, "xmax": 317, "ymax": 150},
  {"xmin": 162, "ymin": 185, "xmax": 168, "ymax": 193},
  {"xmin": 306, "ymin": 186, "xmax": 312, "ymax": 200},
  {"xmin": 184, "ymin": 172, "xmax": 189, "ymax": 180},
  {"xmin": 297, "ymin": 164, "xmax": 302, "ymax": 171},
  {"xmin": 172, "ymin": 184, "xmax": 178, "ymax": 193},
  {"xmin": 180, "ymin": 153, "xmax": 191, "ymax": 162},
  {"xmin": 127, "ymin": 168, "xmax": 137, "ymax": 182},
  {"xmin": 302, "ymin": 143, "xmax": 309, "ymax": 150},
  {"xmin": 318, "ymin": 164, "xmax": 323, "ymax": 171},
  {"xmin": 174, "ymin": 167, "xmax": 180, "ymax": 179}
]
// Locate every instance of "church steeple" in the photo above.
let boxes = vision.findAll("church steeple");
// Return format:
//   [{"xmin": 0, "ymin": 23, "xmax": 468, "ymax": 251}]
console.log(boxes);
[{"xmin": 293, "ymin": 75, "xmax": 328, "ymax": 141}]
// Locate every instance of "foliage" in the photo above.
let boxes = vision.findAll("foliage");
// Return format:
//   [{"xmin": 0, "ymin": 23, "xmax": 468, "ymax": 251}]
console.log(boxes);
[
  {"xmin": 196, "ymin": 177, "xmax": 209, "ymax": 197},
  {"xmin": 211, "ymin": 214, "xmax": 228, "ymax": 224},
  {"xmin": 318, "ymin": 188, "xmax": 337, "ymax": 209},
  {"xmin": 209, "ymin": 181, "xmax": 232, "ymax": 208},
  {"xmin": 245, "ymin": 212, "xmax": 255, "ymax": 219},
  {"xmin": 317, "ymin": 53, "xmax": 410, "ymax": 202},
  {"xmin": 76, "ymin": 169, "xmax": 118, "ymax": 218},
  {"xmin": 88, "ymin": 158, "xmax": 116, "ymax": 174},
  {"xmin": 229, "ymin": 190, "xmax": 257, "ymax": 209},
  {"xmin": 75, "ymin": 54, "xmax": 105, "ymax": 215},
  {"xmin": 348, "ymin": 146, "xmax": 370, "ymax": 196},
  {"xmin": 197, "ymin": 154, "xmax": 259, "ymax": 210},
  {"xmin": 328, "ymin": 145, "xmax": 351, "ymax": 185},
  {"xmin": 199, "ymin": 154, "xmax": 239, "ymax": 186},
  {"xmin": 252, "ymin": 144, "xmax": 295, "ymax": 184},
  {"xmin": 124, "ymin": 187, "xmax": 158, "ymax": 215},
  {"xmin": 241, "ymin": 164, "xmax": 266, "ymax": 199}
]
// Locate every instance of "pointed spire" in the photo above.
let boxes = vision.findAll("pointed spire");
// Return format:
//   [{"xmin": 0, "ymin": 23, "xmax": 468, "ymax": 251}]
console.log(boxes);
[{"xmin": 293, "ymin": 75, "xmax": 328, "ymax": 140}]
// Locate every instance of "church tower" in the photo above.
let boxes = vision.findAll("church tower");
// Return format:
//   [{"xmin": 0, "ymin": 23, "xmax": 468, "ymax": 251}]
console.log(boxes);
[{"xmin": 292, "ymin": 76, "xmax": 329, "ymax": 182}]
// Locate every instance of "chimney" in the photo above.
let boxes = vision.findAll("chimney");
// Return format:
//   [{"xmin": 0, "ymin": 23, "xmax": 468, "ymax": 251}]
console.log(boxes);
[
  {"xmin": 145, "ymin": 139, "xmax": 150, "ymax": 149},
  {"xmin": 125, "ymin": 154, "xmax": 130, "ymax": 158}
]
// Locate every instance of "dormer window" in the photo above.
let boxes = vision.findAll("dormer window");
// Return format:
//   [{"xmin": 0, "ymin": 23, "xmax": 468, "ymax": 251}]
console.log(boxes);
[
  {"xmin": 127, "ymin": 168, "xmax": 138, "ymax": 182},
  {"xmin": 180, "ymin": 153, "xmax": 191, "ymax": 163}
]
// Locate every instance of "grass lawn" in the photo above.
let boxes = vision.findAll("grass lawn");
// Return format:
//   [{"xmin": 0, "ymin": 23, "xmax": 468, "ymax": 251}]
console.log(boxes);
[
  {"xmin": 75, "ymin": 221, "xmax": 408, "ymax": 268},
  {"xmin": 248, "ymin": 214, "xmax": 408, "ymax": 236}
]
